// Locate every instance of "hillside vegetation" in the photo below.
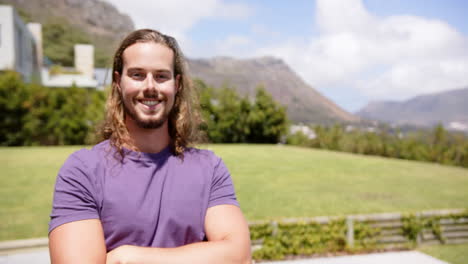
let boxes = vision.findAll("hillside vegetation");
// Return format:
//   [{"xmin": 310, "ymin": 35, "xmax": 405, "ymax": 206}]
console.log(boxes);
[
  {"xmin": 1, "ymin": 144, "xmax": 467, "ymax": 241},
  {"xmin": 288, "ymin": 123, "xmax": 468, "ymax": 168}
]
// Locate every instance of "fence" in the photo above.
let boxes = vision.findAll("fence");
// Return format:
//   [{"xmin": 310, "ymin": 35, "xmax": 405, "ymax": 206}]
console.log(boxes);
[
  {"xmin": 248, "ymin": 209, "xmax": 468, "ymax": 259},
  {"xmin": 1, "ymin": 209, "xmax": 466, "ymax": 258}
]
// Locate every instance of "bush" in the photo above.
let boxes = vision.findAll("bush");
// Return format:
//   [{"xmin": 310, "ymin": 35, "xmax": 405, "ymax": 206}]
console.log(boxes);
[
  {"xmin": 251, "ymin": 219, "xmax": 362, "ymax": 260},
  {"xmin": 286, "ymin": 123, "xmax": 468, "ymax": 168},
  {"xmin": 0, "ymin": 71, "xmax": 105, "ymax": 146},
  {"xmin": 0, "ymin": 71, "xmax": 30, "ymax": 145}
]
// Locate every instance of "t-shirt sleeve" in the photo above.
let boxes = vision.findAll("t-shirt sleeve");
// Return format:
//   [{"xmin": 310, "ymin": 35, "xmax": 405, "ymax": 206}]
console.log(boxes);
[
  {"xmin": 208, "ymin": 157, "xmax": 239, "ymax": 208},
  {"xmin": 49, "ymin": 150, "xmax": 100, "ymax": 234}
]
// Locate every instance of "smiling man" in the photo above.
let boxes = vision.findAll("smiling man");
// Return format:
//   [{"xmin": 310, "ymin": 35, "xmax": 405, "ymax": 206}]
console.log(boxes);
[{"xmin": 48, "ymin": 29, "xmax": 252, "ymax": 264}]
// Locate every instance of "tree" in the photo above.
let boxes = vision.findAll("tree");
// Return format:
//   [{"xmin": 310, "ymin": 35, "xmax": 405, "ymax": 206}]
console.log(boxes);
[
  {"xmin": 0, "ymin": 71, "xmax": 29, "ymax": 145},
  {"xmin": 428, "ymin": 124, "xmax": 448, "ymax": 163},
  {"xmin": 197, "ymin": 81, "xmax": 288, "ymax": 144},
  {"xmin": 247, "ymin": 86, "xmax": 288, "ymax": 143}
]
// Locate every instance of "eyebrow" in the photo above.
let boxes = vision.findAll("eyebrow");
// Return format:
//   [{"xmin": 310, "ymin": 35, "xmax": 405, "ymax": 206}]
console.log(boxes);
[
  {"xmin": 126, "ymin": 68, "xmax": 173, "ymax": 76},
  {"xmin": 127, "ymin": 67, "xmax": 171, "ymax": 72}
]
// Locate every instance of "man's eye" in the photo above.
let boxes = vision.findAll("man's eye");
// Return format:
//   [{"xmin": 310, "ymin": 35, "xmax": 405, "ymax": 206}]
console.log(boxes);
[
  {"xmin": 131, "ymin": 73, "xmax": 144, "ymax": 79},
  {"xmin": 156, "ymin": 74, "xmax": 169, "ymax": 80}
]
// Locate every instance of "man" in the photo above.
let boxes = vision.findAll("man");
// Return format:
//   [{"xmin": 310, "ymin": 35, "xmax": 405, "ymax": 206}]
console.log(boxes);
[{"xmin": 48, "ymin": 29, "xmax": 252, "ymax": 264}]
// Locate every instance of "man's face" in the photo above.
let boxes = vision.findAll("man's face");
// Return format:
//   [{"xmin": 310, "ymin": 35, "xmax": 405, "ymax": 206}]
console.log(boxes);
[{"xmin": 116, "ymin": 42, "xmax": 179, "ymax": 129}]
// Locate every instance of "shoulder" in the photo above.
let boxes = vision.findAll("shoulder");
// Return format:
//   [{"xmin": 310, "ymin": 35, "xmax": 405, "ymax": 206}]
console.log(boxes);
[
  {"xmin": 179, "ymin": 148, "xmax": 232, "ymax": 181},
  {"xmin": 60, "ymin": 140, "xmax": 112, "ymax": 175},
  {"xmin": 182, "ymin": 147, "xmax": 222, "ymax": 167},
  {"xmin": 169, "ymin": 147, "xmax": 228, "ymax": 177}
]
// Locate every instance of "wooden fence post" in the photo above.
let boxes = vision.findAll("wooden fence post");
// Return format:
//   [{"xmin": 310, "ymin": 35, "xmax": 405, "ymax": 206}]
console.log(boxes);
[
  {"xmin": 347, "ymin": 217, "xmax": 354, "ymax": 248},
  {"xmin": 416, "ymin": 213, "xmax": 422, "ymax": 246},
  {"xmin": 271, "ymin": 221, "xmax": 278, "ymax": 237}
]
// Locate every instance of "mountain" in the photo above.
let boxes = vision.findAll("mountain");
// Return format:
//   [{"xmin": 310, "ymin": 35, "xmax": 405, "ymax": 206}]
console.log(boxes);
[
  {"xmin": 1, "ymin": 0, "xmax": 133, "ymax": 37},
  {"xmin": 357, "ymin": 87, "xmax": 468, "ymax": 130},
  {"xmin": 188, "ymin": 56, "xmax": 359, "ymax": 124}
]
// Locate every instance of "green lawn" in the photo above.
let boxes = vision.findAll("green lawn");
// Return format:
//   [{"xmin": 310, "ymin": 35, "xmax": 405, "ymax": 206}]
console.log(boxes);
[
  {"xmin": 419, "ymin": 243, "xmax": 468, "ymax": 264},
  {"xmin": 1, "ymin": 144, "xmax": 468, "ymax": 242},
  {"xmin": 209, "ymin": 144, "xmax": 468, "ymax": 220},
  {"xmin": 0, "ymin": 146, "xmax": 82, "ymax": 241}
]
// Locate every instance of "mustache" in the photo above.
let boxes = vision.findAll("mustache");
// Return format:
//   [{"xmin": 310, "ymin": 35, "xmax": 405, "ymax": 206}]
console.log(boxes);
[{"xmin": 141, "ymin": 91, "xmax": 166, "ymax": 100}]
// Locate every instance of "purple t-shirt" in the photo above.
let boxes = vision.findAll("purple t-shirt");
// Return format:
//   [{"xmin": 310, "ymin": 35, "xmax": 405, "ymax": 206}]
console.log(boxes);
[{"xmin": 49, "ymin": 140, "xmax": 239, "ymax": 251}]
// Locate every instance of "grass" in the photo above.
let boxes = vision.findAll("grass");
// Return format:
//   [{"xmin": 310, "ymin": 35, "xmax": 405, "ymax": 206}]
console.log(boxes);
[
  {"xmin": 0, "ymin": 146, "xmax": 81, "ymax": 241},
  {"xmin": 419, "ymin": 243, "xmax": 468, "ymax": 264},
  {"xmin": 207, "ymin": 144, "xmax": 468, "ymax": 220},
  {"xmin": 1, "ymin": 144, "xmax": 468, "ymax": 242}
]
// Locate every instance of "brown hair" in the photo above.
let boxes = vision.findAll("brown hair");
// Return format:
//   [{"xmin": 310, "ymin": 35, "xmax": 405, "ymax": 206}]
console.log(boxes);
[{"xmin": 101, "ymin": 29, "xmax": 203, "ymax": 159}]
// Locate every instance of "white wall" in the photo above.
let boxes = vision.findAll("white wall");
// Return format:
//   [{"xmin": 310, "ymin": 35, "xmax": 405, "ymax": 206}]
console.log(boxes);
[
  {"xmin": 27, "ymin": 23, "xmax": 43, "ymax": 69},
  {"xmin": 12, "ymin": 7, "xmax": 37, "ymax": 81},
  {"xmin": 0, "ymin": 6, "xmax": 15, "ymax": 71},
  {"xmin": 74, "ymin": 44, "xmax": 94, "ymax": 79},
  {"xmin": 0, "ymin": 5, "xmax": 39, "ymax": 82},
  {"xmin": 41, "ymin": 68, "xmax": 98, "ymax": 88}
]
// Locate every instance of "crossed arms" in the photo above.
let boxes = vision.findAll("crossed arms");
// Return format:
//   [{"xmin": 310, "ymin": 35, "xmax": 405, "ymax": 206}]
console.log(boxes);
[{"xmin": 49, "ymin": 204, "xmax": 252, "ymax": 264}]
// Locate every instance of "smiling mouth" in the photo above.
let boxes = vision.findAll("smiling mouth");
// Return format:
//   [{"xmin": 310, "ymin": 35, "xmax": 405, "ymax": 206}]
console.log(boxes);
[{"xmin": 138, "ymin": 99, "xmax": 161, "ymax": 107}]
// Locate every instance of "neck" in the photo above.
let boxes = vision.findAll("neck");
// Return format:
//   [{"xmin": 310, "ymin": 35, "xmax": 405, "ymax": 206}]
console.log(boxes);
[{"xmin": 124, "ymin": 119, "xmax": 171, "ymax": 153}]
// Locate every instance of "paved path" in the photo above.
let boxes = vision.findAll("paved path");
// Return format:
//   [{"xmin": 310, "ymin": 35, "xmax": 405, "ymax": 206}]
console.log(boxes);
[
  {"xmin": 0, "ymin": 249, "xmax": 450, "ymax": 264},
  {"xmin": 261, "ymin": 251, "xmax": 450, "ymax": 264},
  {"xmin": 0, "ymin": 248, "xmax": 49, "ymax": 264}
]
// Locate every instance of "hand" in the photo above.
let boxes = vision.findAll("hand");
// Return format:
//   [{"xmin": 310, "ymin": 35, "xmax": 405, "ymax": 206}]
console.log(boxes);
[{"xmin": 106, "ymin": 245, "xmax": 140, "ymax": 264}]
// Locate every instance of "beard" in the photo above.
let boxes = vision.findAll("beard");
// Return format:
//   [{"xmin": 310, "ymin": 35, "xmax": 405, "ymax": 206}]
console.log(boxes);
[{"xmin": 123, "ymin": 101, "xmax": 170, "ymax": 129}]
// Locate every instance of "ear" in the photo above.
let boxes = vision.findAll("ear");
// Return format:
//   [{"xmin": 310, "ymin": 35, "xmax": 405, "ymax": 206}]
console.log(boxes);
[
  {"xmin": 114, "ymin": 71, "xmax": 122, "ymax": 92},
  {"xmin": 175, "ymin": 74, "xmax": 181, "ymax": 93}
]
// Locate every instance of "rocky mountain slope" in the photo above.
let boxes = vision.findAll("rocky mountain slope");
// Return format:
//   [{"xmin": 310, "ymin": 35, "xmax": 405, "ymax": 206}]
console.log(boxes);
[
  {"xmin": 357, "ymin": 87, "xmax": 468, "ymax": 129},
  {"xmin": 189, "ymin": 56, "xmax": 359, "ymax": 123},
  {"xmin": 1, "ymin": 0, "xmax": 133, "ymax": 38}
]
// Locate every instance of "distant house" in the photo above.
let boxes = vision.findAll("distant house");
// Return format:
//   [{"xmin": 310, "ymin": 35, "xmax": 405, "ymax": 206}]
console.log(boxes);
[
  {"xmin": 0, "ymin": 5, "xmax": 41, "ymax": 82},
  {"xmin": 0, "ymin": 4, "xmax": 100, "ymax": 88},
  {"xmin": 290, "ymin": 124, "xmax": 316, "ymax": 139},
  {"xmin": 41, "ymin": 44, "xmax": 99, "ymax": 88}
]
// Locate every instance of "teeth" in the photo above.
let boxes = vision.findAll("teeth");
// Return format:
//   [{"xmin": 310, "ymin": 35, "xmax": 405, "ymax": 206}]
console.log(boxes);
[{"xmin": 142, "ymin": 100, "xmax": 159, "ymax": 106}]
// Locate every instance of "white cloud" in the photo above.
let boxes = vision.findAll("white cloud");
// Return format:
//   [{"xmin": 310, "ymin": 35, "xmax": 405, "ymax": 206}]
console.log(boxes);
[
  {"xmin": 316, "ymin": 0, "xmax": 375, "ymax": 34},
  {"xmin": 105, "ymin": 0, "xmax": 252, "ymax": 51},
  {"xmin": 359, "ymin": 59, "xmax": 468, "ymax": 98},
  {"xmin": 257, "ymin": 0, "xmax": 468, "ymax": 106}
]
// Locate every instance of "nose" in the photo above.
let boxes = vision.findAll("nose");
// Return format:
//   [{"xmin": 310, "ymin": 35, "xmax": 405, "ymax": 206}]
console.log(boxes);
[{"xmin": 144, "ymin": 73, "xmax": 157, "ymax": 94}]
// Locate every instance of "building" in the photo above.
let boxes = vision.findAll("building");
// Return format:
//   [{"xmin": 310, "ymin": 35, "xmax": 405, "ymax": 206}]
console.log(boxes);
[
  {"xmin": 290, "ymin": 124, "xmax": 317, "ymax": 139},
  {"xmin": 95, "ymin": 67, "xmax": 112, "ymax": 88},
  {"xmin": 0, "ymin": 4, "xmax": 100, "ymax": 88},
  {"xmin": 41, "ymin": 44, "xmax": 99, "ymax": 88},
  {"xmin": 0, "ymin": 5, "xmax": 41, "ymax": 82}
]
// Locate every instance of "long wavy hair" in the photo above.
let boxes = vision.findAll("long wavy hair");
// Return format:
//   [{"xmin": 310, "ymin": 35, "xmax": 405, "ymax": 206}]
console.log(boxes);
[{"xmin": 101, "ymin": 29, "xmax": 203, "ymax": 159}]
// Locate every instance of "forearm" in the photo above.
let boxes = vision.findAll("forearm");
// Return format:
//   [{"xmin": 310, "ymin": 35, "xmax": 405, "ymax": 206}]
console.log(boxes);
[
  {"xmin": 108, "ymin": 240, "xmax": 251, "ymax": 264},
  {"xmin": 107, "ymin": 205, "xmax": 252, "ymax": 264}
]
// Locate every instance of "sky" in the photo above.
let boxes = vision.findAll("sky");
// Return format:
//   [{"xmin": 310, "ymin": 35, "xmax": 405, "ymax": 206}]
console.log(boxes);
[{"xmin": 105, "ymin": 0, "xmax": 468, "ymax": 113}]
